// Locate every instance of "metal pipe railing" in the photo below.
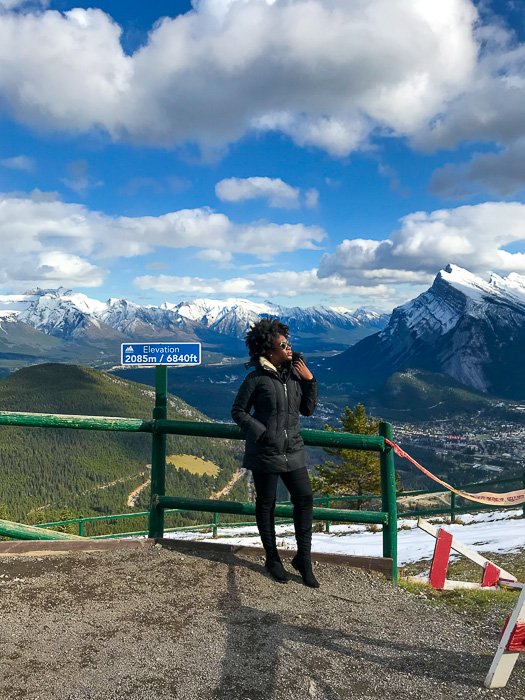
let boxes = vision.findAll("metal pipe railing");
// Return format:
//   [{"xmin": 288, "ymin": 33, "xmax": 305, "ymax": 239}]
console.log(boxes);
[
  {"xmin": 0, "ymin": 364, "xmax": 398, "ymax": 581},
  {"xmin": 154, "ymin": 495, "xmax": 388, "ymax": 525},
  {"xmin": 0, "ymin": 411, "xmax": 153, "ymax": 432}
]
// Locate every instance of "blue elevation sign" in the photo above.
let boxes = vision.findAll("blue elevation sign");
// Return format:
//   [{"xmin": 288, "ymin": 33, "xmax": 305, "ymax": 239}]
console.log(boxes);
[{"xmin": 121, "ymin": 342, "xmax": 202, "ymax": 366}]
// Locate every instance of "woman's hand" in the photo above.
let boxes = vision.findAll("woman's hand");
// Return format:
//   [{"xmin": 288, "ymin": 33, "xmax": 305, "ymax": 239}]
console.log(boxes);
[{"xmin": 293, "ymin": 358, "xmax": 314, "ymax": 381}]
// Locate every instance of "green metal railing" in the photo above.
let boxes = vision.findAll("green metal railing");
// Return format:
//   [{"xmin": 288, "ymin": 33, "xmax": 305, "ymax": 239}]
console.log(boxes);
[
  {"xmin": 33, "ymin": 470, "xmax": 525, "ymax": 540},
  {"xmin": 33, "ymin": 509, "xmax": 294, "ymax": 539},
  {"xmin": 0, "ymin": 365, "xmax": 398, "ymax": 581}
]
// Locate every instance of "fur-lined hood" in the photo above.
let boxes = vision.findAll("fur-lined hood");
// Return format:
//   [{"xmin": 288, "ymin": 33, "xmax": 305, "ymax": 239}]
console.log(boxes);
[
  {"xmin": 243, "ymin": 355, "xmax": 294, "ymax": 378},
  {"xmin": 258, "ymin": 356, "xmax": 278, "ymax": 373}
]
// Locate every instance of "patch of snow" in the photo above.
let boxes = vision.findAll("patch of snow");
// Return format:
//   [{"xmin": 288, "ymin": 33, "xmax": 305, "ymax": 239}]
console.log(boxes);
[
  {"xmin": 439, "ymin": 264, "xmax": 494, "ymax": 303},
  {"xmin": 0, "ymin": 310, "xmax": 18, "ymax": 320},
  {"xmin": 163, "ymin": 508, "xmax": 525, "ymax": 567}
]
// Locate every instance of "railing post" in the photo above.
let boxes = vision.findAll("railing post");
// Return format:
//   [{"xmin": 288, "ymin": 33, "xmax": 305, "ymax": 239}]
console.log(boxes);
[
  {"xmin": 148, "ymin": 366, "xmax": 168, "ymax": 539},
  {"xmin": 78, "ymin": 520, "xmax": 85, "ymax": 537},
  {"xmin": 325, "ymin": 497, "xmax": 331, "ymax": 533},
  {"xmin": 379, "ymin": 421, "xmax": 397, "ymax": 583},
  {"xmin": 212, "ymin": 512, "xmax": 219, "ymax": 538},
  {"xmin": 450, "ymin": 489, "xmax": 456, "ymax": 523}
]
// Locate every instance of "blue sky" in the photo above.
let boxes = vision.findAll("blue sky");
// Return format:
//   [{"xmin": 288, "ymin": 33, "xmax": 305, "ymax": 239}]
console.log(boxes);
[{"xmin": 0, "ymin": 0, "xmax": 524, "ymax": 311}]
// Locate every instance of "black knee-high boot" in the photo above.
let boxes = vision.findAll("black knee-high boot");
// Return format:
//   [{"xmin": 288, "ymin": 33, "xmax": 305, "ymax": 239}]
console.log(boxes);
[
  {"xmin": 290, "ymin": 493, "xmax": 319, "ymax": 588},
  {"xmin": 255, "ymin": 496, "xmax": 289, "ymax": 583}
]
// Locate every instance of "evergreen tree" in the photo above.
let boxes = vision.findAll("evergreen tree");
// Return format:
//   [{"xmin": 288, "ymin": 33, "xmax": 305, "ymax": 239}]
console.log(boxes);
[
  {"xmin": 26, "ymin": 505, "xmax": 79, "ymax": 534},
  {"xmin": 312, "ymin": 404, "xmax": 382, "ymax": 508}
]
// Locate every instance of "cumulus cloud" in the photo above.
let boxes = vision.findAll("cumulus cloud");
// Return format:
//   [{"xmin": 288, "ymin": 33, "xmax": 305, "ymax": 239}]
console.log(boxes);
[
  {"xmin": 0, "ymin": 0, "xmax": 480, "ymax": 155},
  {"xmin": 431, "ymin": 139, "xmax": 525, "ymax": 198},
  {"xmin": 415, "ymin": 23, "xmax": 525, "ymax": 193},
  {"xmin": 34, "ymin": 251, "xmax": 105, "ymax": 286},
  {"xmin": 318, "ymin": 202, "xmax": 525, "ymax": 287},
  {"xmin": 413, "ymin": 31, "xmax": 525, "ymax": 151},
  {"xmin": 0, "ymin": 191, "xmax": 324, "ymax": 288},
  {"xmin": 0, "ymin": 9, "xmax": 132, "ymax": 134},
  {"xmin": 0, "ymin": 154, "xmax": 35, "ymax": 171},
  {"xmin": 134, "ymin": 274, "xmax": 256, "ymax": 296},
  {"xmin": 134, "ymin": 268, "xmax": 346, "ymax": 298},
  {"xmin": 134, "ymin": 267, "xmax": 405, "ymax": 309},
  {"xmin": 215, "ymin": 177, "xmax": 300, "ymax": 208}
]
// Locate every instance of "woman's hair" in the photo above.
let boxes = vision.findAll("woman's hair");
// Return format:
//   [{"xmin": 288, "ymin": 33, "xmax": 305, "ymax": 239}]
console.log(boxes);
[{"xmin": 245, "ymin": 317, "xmax": 289, "ymax": 361}]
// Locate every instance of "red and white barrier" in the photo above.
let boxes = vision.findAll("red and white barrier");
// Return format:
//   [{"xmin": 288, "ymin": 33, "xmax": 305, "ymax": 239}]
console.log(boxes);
[
  {"xmin": 411, "ymin": 518, "xmax": 525, "ymax": 688},
  {"xmin": 416, "ymin": 518, "xmax": 517, "ymax": 591},
  {"xmin": 485, "ymin": 583, "xmax": 525, "ymax": 688}
]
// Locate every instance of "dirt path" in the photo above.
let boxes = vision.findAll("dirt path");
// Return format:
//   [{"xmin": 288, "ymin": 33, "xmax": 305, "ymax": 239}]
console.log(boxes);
[
  {"xmin": 127, "ymin": 470, "xmax": 151, "ymax": 508},
  {"xmin": 210, "ymin": 469, "xmax": 245, "ymax": 500},
  {"xmin": 79, "ymin": 472, "xmax": 144, "ymax": 497},
  {"xmin": 0, "ymin": 544, "xmax": 523, "ymax": 700}
]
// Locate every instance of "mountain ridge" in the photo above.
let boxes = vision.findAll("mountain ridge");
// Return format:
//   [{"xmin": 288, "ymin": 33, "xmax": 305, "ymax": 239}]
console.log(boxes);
[
  {"xmin": 324, "ymin": 264, "xmax": 525, "ymax": 399},
  {"xmin": 0, "ymin": 289, "xmax": 389, "ymax": 362}
]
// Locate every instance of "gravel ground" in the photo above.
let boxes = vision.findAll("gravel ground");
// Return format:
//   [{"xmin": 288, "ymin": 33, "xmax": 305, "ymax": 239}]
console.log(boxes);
[{"xmin": 0, "ymin": 543, "xmax": 524, "ymax": 700}]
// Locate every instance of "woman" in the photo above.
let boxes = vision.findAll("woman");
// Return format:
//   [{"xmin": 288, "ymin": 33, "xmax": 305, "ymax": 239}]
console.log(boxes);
[{"xmin": 231, "ymin": 318, "xmax": 319, "ymax": 588}]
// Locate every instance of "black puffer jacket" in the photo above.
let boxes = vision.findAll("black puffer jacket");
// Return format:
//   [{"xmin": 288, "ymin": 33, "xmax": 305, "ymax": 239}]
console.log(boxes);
[{"xmin": 231, "ymin": 357, "xmax": 318, "ymax": 474}]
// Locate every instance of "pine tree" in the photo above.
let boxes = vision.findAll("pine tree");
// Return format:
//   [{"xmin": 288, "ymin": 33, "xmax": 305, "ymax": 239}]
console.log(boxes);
[
  {"xmin": 26, "ymin": 506, "xmax": 78, "ymax": 534},
  {"xmin": 312, "ymin": 404, "xmax": 382, "ymax": 508}
]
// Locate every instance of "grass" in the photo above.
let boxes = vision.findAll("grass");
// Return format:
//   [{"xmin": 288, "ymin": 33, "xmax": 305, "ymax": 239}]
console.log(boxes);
[
  {"xmin": 399, "ymin": 548, "xmax": 525, "ymax": 624},
  {"xmin": 402, "ymin": 548, "xmax": 525, "ymax": 584},
  {"xmin": 167, "ymin": 454, "xmax": 219, "ymax": 476},
  {"xmin": 399, "ymin": 578, "xmax": 520, "ymax": 619}
]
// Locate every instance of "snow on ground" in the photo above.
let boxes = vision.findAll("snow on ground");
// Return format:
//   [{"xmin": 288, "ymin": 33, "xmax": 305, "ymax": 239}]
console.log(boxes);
[{"xmin": 165, "ymin": 508, "xmax": 525, "ymax": 567}]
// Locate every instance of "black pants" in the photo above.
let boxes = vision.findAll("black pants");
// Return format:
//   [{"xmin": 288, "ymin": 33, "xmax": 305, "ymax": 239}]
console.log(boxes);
[{"xmin": 252, "ymin": 467, "xmax": 313, "ymax": 559}]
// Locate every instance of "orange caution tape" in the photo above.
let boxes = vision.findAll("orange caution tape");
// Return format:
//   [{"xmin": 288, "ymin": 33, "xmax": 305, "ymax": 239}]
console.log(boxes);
[{"xmin": 384, "ymin": 439, "xmax": 525, "ymax": 507}]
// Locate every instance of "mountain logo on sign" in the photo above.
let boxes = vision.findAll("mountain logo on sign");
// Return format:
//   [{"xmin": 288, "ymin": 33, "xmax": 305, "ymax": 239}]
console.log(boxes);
[{"xmin": 125, "ymin": 346, "xmax": 134, "ymax": 353}]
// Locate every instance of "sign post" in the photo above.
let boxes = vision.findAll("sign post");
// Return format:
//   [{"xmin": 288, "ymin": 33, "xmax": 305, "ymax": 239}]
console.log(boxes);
[
  {"xmin": 120, "ymin": 342, "xmax": 201, "ymax": 367},
  {"xmin": 149, "ymin": 365, "xmax": 168, "ymax": 539},
  {"xmin": 120, "ymin": 342, "xmax": 201, "ymax": 539}
]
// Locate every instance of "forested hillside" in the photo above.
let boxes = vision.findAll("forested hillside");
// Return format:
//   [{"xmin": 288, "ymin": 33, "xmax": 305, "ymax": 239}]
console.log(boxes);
[{"xmin": 0, "ymin": 364, "xmax": 244, "ymax": 527}]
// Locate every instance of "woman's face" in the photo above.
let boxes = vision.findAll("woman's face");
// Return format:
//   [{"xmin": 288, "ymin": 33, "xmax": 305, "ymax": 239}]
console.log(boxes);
[{"xmin": 267, "ymin": 333, "xmax": 292, "ymax": 367}]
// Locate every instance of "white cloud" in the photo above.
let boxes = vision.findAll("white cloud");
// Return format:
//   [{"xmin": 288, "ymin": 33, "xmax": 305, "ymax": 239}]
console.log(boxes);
[
  {"xmin": 0, "ymin": 155, "xmax": 35, "ymax": 171},
  {"xmin": 413, "ymin": 30, "xmax": 525, "ymax": 152},
  {"xmin": 431, "ymin": 138, "xmax": 525, "ymax": 198},
  {"xmin": 134, "ymin": 267, "xmax": 408, "ymax": 310},
  {"xmin": 318, "ymin": 202, "xmax": 525, "ymax": 287},
  {"xmin": 0, "ymin": 9, "xmax": 132, "ymax": 133},
  {"xmin": 304, "ymin": 188, "xmax": 319, "ymax": 209},
  {"xmin": 215, "ymin": 177, "xmax": 300, "ymax": 208},
  {"xmin": 195, "ymin": 249, "xmax": 233, "ymax": 263},
  {"xmin": 414, "ymin": 23, "xmax": 525, "ymax": 193},
  {"xmin": 0, "ymin": 191, "xmax": 324, "ymax": 288},
  {"xmin": 35, "ymin": 251, "xmax": 105, "ymax": 286},
  {"xmin": 135, "ymin": 275, "xmax": 256, "ymax": 296},
  {"xmin": 0, "ymin": 0, "xmax": 480, "ymax": 155}
]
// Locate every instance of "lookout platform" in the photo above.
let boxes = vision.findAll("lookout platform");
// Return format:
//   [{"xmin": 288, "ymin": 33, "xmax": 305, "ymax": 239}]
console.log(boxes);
[{"xmin": 0, "ymin": 540, "xmax": 523, "ymax": 700}]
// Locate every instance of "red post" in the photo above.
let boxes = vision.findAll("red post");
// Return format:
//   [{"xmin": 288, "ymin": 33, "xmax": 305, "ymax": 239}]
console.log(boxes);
[{"xmin": 428, "ymin": 528, "xmax": 453, "ymax": 590}]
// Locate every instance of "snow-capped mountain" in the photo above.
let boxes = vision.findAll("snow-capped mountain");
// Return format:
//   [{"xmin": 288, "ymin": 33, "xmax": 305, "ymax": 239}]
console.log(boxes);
[
  {"xmin": 17, "ymin": 290, "xmax": 111, "ymax": 340},
  {"xmin": 0, "ymin": 289, "xmax": 388, "ymax": 353},
  {"xmin": 166, "ymin": 298, "xmax": 386, "ymax": 339},
  {"xmin": 326, "ymin": 264, "xmax": 525, "ymax": 398},
  {"xmin": 170, "ymin": 298, "xmax": 278, "ymax": 338}
]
